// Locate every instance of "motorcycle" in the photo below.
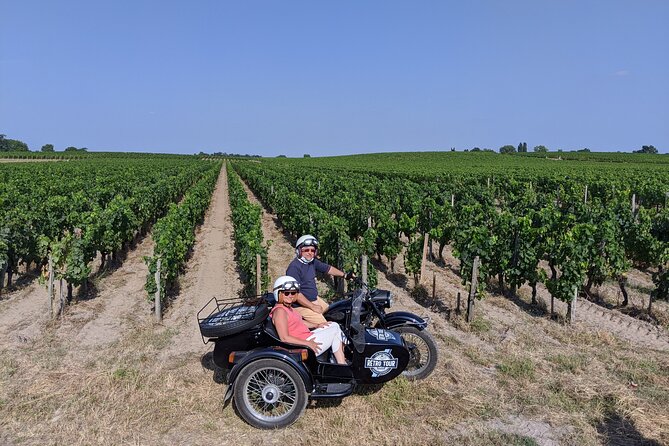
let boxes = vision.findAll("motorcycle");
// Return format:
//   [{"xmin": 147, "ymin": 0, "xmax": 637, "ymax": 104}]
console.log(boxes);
[
  {"xmin": 324, "ymin": 278, "xmax": 438, "ymax": 381},
  {"xmin": 198, "ymin": 285, "xmax": 422, "ymax": 429}
]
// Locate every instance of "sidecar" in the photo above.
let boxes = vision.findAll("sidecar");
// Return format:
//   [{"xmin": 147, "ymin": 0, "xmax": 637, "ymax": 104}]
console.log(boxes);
[{"xmin": 197, "ymin": 290, "xmax": 410, "ymax": 429}]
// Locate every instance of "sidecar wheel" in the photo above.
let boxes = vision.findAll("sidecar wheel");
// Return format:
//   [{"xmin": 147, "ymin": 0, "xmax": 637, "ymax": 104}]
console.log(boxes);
[
  {"xmin": 395, "ymin": 326, "xmax": 438, "ymax": 381},
  {"xmin": 233, "ymin": 358, "xmax": 308, "ymax": 429}
]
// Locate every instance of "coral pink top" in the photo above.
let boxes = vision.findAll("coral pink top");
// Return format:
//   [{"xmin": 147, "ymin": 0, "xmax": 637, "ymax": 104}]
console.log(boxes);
[{"xmin": 270, "ymin": 305, "xmax": 311, "ymax": 340}]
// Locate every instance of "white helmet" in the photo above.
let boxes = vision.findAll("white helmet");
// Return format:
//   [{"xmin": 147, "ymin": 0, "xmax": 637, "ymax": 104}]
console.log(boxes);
[
  {"xmin": 273, "ymin": 275, "xmax": 300, "ymax": 302},
  {"xmin": 295, "ymin": 234, "xmax": 318, "ymax": 263}
]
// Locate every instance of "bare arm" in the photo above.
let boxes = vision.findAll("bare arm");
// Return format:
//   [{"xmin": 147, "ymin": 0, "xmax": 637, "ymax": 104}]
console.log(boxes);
[
  {"xmin": 327, "ymin": 266, "xmax": 346, "ymax": 278},
  {"xmin": 272, "ymin": 309, "xmax": 321, "ymax": 352}
]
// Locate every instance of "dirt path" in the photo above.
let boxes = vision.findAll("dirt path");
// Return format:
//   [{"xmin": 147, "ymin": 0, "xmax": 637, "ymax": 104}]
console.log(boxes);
[
  {"xmin": 62, "ymin": 236, "xmax": 155, "ymax": 362},
  {"xmin": 0, "ymin": 281, "xmax": 50, "ymax": 349}
]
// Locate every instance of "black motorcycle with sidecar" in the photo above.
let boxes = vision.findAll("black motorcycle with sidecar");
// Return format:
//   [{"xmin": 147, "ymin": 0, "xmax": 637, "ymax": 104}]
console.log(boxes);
[
  {"xmin": 198, "ymin": 284, "xmax": 426, "ymax": 429},
  {"xmin": 323, "ymin": 279, "xmax": 438, "ymax": 381}
]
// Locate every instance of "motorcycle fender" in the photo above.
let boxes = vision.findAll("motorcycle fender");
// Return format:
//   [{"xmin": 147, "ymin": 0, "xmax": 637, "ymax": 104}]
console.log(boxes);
[
  {"xmin": 378, "ymin": 311, "xmax": 428, "ymax": 330},
  {"xmin": 225, "ymin": 348, "xmax": 314, "ymax": 400}
]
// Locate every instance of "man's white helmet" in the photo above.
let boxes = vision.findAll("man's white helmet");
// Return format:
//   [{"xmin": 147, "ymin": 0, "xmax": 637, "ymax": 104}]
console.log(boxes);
[
  {"xmin": 273, "ymin": 275, "xmax": 300, "ymax": 302},
  {"xmin": 295, "ymin": 234, "xmax": 318, "ymax": 263}
]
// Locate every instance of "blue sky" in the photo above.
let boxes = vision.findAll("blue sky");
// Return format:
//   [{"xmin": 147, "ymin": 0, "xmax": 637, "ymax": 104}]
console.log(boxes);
[{"xmin": 1, "ymin": 1, "xmax": 667, "ymax": 155}]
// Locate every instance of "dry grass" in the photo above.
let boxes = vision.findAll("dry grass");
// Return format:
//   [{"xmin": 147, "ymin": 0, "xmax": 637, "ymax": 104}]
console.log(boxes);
[{"xmin": 2, "ymin": 283, "xmax": 669, "ymax": 445}]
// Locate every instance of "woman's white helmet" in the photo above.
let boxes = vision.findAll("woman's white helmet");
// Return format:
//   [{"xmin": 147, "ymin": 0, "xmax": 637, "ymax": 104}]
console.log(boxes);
[
  {"xmin": 273, "ymin": 275, "xmax": 300, "ymax": 302},
  {"xmin": 295, "ymin": 234, "xmax": 318, "ymax": 263}
]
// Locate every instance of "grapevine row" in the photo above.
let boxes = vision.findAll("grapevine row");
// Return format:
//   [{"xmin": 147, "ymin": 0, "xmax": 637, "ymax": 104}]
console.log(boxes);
[
  {"xmin": 235, "ymin": 159, "xmax": 669, "ymax": 319},
  {"xmin": 144, "ymin": 162, "xmax": 222, "ymax": 303},
  {"xmin": 226, "ymin": 163, "xmax": 269, "ymax": 295}
]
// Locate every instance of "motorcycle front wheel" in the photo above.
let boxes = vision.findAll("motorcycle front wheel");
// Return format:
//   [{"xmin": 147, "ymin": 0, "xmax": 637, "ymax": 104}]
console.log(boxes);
[{"xmin": 395, "ymin": 326, "xmax": 438, "ymax": 380}]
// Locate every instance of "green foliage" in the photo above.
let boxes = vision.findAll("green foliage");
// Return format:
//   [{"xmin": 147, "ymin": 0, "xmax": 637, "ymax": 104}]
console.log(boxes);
[
  {"xmin": 533, "ymin": 145, "xmax": 548, "ymax": 153},
  {"xmin": 41, "ymin": 144, "xmax": 54, "ymax": 152},
  {"xmin": 404, "ymin": 235, "xmax": 424, "ymax": 285},
  {"xmin": 0, "ymin": 135, "xmax": 29, "ymax": 152},
  {"xmin": 145, "ymin": 164, "xmax": 221, "ymax": 302},
  {"xmin": 499, "ymin": 145, "xmax": 516, "ymax": 154},
  {"xmin": 226, "ymin": 163, "xmax": 269, "ymax": 294},
  {"xmin": 634, "ymin": 145, "xmax": 658, "ymax": 154}
]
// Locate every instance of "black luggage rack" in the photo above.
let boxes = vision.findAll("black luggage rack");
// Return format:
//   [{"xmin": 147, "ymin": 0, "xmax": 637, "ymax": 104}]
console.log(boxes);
[{"xmin": 197, "ymin": 296, "xmax": 270, "ymax": 344}]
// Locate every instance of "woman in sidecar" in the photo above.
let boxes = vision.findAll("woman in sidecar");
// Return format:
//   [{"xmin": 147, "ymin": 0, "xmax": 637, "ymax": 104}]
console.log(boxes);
[{"xmin": 270, "ymin": 276, "xmax": 348, "ymax": 365}]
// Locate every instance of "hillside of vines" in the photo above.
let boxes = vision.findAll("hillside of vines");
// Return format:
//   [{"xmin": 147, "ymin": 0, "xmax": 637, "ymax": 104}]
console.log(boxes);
[
  {"xmin": 0, "ymin": 157, "xmax": 221, "ymax": 305},
  {"xmin": 235, "ymin": 152, "xmax": 669, "ymax": 327}
]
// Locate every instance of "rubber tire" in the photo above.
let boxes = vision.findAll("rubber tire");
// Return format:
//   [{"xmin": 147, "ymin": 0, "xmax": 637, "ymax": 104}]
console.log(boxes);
[
  {"xmin": 395, "ymin": 326, "xmax": 438, "ymax": 381},
  {"xmin": 233, "ymin": 358, "xmax": 308, "ymax": 429}
]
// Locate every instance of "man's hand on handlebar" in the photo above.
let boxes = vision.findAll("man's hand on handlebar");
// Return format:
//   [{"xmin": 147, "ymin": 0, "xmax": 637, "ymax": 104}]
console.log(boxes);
[{"xmin": 344, "ymin": 271, "xmax": 356, "ymax": 280}]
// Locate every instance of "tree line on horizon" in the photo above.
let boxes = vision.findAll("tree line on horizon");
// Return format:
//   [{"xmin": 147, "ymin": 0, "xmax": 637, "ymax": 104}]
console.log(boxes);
[{"xmin": 0, "ymin": 133, "xmax": 661, "ymax": 156}]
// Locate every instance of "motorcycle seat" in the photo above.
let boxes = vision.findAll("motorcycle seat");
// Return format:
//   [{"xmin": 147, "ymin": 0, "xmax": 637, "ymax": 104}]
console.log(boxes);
[{"xmin": 263, "ymin": 318, "xmax": 281, "ymax": 341}]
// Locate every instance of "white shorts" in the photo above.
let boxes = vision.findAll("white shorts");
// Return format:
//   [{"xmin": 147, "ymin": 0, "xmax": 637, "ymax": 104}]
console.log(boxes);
[{"xmin": 307, "ymin": 322, "xmax": 344, "ymax": 355}]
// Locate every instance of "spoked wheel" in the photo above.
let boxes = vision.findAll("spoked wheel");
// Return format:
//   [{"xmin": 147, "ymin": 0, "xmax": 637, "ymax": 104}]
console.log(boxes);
[
  {"xmin": 395, "ymin": 326, "xmax": 438, "ymax": 381},
  {"xmin": 233, "ymin": 358, "xmax": 308, "ymax": 429}
]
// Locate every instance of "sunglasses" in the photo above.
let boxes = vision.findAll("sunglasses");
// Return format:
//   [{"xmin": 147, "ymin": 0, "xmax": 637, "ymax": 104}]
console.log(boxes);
[
  {"xmin": 281, "ymin": 291, "xmax": 298, "ymax": 296},
  {"xmin": 301, "ymin": 248, "xmax": 316, "ymax": 253}
]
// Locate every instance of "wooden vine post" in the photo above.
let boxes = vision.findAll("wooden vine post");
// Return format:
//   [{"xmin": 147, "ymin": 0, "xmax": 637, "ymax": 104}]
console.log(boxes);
[
  {"xmin": 336, "ymin": 239, "xmax": 345, "ymax": 295},
  {"xmin": 584, "ymin": 185, "xmax": 588, "ymax": 204},
  {"xmin": 428, "ymin": 210, "xmax": 433, "ymax": 260},
  {"xmin": 48, "ymin": 255, "xmax": 54, "ymax": 318},
  {"xmin": 0, "ymin": 260, "xmax": 5, "ymax": 299},
  {"xmin": 361, "ymin": 216, "xmax": 372, "ymax": 284},
  {"xmin": 466, "ymin": 256, "xmax": 480, "ymax": 323},
  {"xmin": 419, "ymin": 233, "xmax": 429, "ymax": 285},
  {"xmin": 361, "ymin": 253, "xmax": 368, "ymax": 284},
  {"xmin": 456, "ymin": 292, "xmax": 462, "ymax": 315},
  {"xmin": 155, "ymin": 258, "xmax": 162, "ymax": 323},
  {"xmin": 58, "ymin": 278, "xmax": 65, "ymax": 318},
  {"xmin": 256, "ymin": 254, "xmax": 262, "ymax": 296},
  {"xmin": 568, "ymin": 287, "xmax": 578, "ymax": 324}
]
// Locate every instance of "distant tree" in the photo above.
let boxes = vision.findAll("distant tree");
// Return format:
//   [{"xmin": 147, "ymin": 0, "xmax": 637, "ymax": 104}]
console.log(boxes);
[
  {"xmin": 533, "ymin": 145, "xmax": 548, "ymax": 153},
  {"xmin": 9, "ymin": 140, "xmax": 29, "ymax": 151},
  {"xmin": 634, "ymin": 145, "xmax": 658, "ymax": 154},
  {"xmin": 65, "ymin": 146, "xmax": 78, "ymax": 152},
  {"xmin": 0, "ymin": 136, "xmax": 29, "ymax": 152},
  {"xmin": 517, "ymin": 142, "xmax": 528, "ymax": 153},
  {"xmin": 471, "ymin": 147, "xmax": 481, "ymax": 152},
  {"xmin": 577, "ymin": 148, "xmax": 591, "ymax": 152},
  {"xmin": 499, "ymin": 145, "xmax": 516, "ymax": 154},
  {"xmin": 483, "ymin": 148, "xmax": 495, "ymax": 153},
  {"xmin": 41, "ymin": 144, "xmax": 55, "ymax": 152},
  {"xmin": 277, "ymin": 155, "xmax": 287, "ymax": 158},
  {"xmin": 80, "ymin": 147, "xmax": 88, "ymax": 152},
  {"xmin": 303, "ymin": 154, "xmax": 311, "ymax": 158},
  {"xmin": 450, "ymin": 147, "xmax": 456, "ymax": 152}
]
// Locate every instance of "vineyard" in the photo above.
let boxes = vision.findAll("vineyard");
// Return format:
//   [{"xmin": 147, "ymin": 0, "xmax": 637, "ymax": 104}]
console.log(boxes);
[
  {"xmin": 235, "ymin": 152, "xmax": 669, "ymax": 325},
  {"xmin": 1, "ymin": 152, "xmax": 668, "ymax": 445}
]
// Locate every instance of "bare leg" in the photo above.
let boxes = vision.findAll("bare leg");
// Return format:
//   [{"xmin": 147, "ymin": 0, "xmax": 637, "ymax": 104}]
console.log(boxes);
[{"xmin": 333, "ymin": 347, "xmax": 346, "ymax": 364}]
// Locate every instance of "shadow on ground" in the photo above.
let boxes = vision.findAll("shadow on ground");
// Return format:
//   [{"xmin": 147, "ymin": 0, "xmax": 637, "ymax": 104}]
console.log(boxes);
[{"xmin": 596, "ymin": 412, "xmax": 662, "ymax": 446}]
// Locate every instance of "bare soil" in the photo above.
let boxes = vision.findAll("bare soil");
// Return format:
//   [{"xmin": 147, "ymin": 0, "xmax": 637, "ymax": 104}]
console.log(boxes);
[{"xmin": 1, "ymin": 170, "xmax": 668, "ymax": 445}]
